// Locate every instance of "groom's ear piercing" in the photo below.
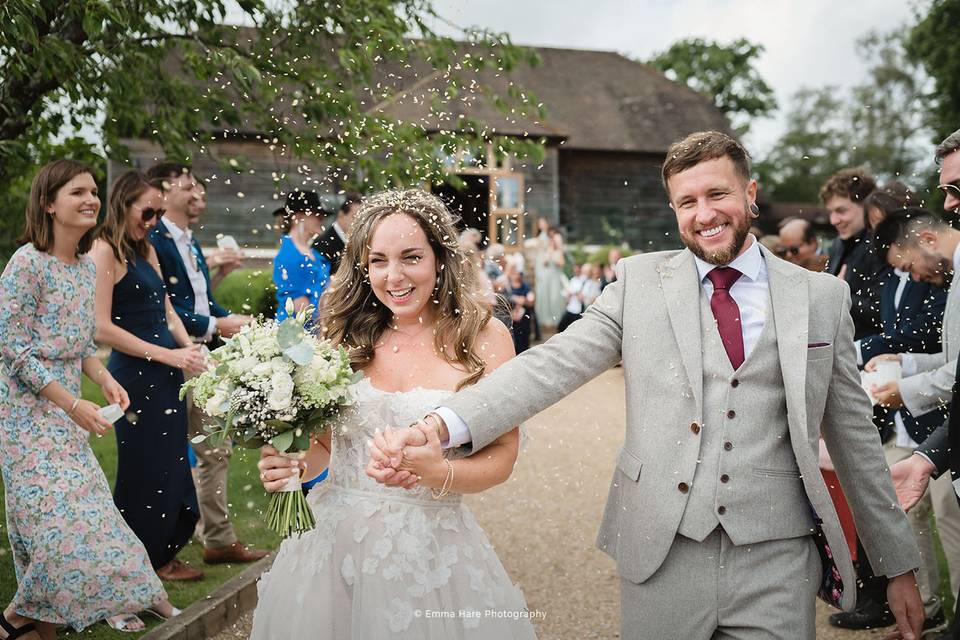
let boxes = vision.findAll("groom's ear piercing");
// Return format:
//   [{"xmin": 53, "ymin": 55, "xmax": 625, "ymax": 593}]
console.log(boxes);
[{"xmin": 749, "ymin": 202, "xmax": 760, "ymax": 217}]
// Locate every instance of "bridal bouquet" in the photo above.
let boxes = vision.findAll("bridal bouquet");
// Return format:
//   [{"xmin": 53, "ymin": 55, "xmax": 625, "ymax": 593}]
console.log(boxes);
[{"xmin": 182, "ymin": 299, "xmax": 358, "ymax": 536}]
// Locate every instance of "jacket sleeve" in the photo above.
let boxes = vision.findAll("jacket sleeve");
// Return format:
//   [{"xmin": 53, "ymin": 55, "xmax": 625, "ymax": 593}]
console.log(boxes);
[
  {"xmin": 444, "ymin": 258, "xmax": 627, "ymax": 454},
  {"xmin": 821, "ymin": 281, "xmax": 920, "ymax": 578},
  {"xmin": 917, "ymin": 420, "xmax": 950, "ymax": 477}
]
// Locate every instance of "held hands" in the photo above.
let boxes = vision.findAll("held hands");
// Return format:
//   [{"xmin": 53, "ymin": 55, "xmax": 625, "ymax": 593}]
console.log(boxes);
[
  {"xmin": 884, "ymin": 572, "xmax": 925, "ymax": 640},
  {"xmin": 69, "ymin": 399, "xmax": 113, "ymax": 436},
  {"xmin": 257, "ymin": 445, "xmax": 303, "ymax": 493},
  {"xmin": 365, "ymin": 425, "xmax": 438, "ymax": 490},
  {"xmin": 890, "ymin": 454, "xmax": 936, "ymax": 512},
  {"xmin": 99, "ymin": 375, "xmax": 130, "ymax": 411},
  {"xmin": 864, "ymin": 353, "xmax": 902, "ymax": 373},
  {"xmin": 871, "ymin": 381, "xmax": 903, "ymax": 410}
]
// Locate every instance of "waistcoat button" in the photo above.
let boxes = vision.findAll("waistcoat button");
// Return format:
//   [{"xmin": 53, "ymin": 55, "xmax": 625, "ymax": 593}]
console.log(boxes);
[
  {"xmin": 720, "ymin": 474, "xmax": 730, "ymax": 483},
  {"xmin": 731, "ymin": 378, "xmax": 739, "ymax": 388},
  {"xmin": 690, "ymin": 422, "xmax": 701, "ymax": 434},
  {"xmin": 717, "ymin": 505, "xmax": 727, "ymax": 515},
  {"xmin": 727, "ymin": 410, "xmax": 736, "ymax": 419},
  {"xmin": 723, "ymin": 441, "xmax": 733, "ymax": 451},
  {"xmin": 678, "ymin": 482, "xmax": 689, "ymax": 493}
]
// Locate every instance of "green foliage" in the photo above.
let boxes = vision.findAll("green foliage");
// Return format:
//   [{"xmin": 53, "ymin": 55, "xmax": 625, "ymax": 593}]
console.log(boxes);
[
  {"xmin": 213, "ymin": 267, "xmax": 277, "ymax": 318},
  {"xmin": 757, "ymin": 31, "xmax": 931, "ymax": 202},
  {"xmin": 906, "ymin": 0, "xmax": 960, "ymax": 143},
  {"xmin": 0, "ymin": 1, "xmax": 545, "ymax": 259},
  {"xmin": 647, "ymin": 37, "xmax": 777, "ymax": 135}
]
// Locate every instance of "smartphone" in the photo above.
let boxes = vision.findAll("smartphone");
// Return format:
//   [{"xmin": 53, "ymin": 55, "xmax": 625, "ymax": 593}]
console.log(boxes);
[{"xmin": 217, "ymin": 235, "xmax": 240, "ymax": 251}]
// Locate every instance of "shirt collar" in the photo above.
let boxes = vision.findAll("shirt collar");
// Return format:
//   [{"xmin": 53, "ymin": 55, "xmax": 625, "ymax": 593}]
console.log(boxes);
[
  {"xmin": 161, "ymin": 216, "xmax": 191, "ymax": 243},
  {"xmin": 693, "ymin": 235, "xmax": 763, "ymax": 283}
]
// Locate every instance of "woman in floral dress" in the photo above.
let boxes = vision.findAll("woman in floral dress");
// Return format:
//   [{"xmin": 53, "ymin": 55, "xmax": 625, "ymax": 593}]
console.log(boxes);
[{"xmin": 0, "ymin": 160, "xmax": 177, "ymax": 639}]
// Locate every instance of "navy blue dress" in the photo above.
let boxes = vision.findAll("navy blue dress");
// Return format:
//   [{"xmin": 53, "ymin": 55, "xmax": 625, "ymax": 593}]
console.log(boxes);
[{"xmin": 107, "ymin": 253, "xmax": 199, "ymax": 568}]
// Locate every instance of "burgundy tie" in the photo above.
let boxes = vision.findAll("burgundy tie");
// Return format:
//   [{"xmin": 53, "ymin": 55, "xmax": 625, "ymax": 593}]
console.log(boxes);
[{"xmin": 706, "ymin": 267, "xmax": 745, "ymax": 370}]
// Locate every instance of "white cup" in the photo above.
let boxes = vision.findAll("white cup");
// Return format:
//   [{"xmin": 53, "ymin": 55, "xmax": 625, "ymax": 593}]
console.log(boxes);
[{"xmin": 98, "ymin": 403, "xmax": 124, "ymax": 424}]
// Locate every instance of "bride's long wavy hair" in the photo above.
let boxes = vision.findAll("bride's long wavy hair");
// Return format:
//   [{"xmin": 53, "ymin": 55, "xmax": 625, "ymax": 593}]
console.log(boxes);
[{"xmin": 321, "ymin": 189, "xmax": 491, "ymax": 390}]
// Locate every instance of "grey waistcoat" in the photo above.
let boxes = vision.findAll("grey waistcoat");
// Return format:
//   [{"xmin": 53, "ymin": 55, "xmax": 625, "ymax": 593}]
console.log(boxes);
[{"xmin": 677, "ymin": 290, "xmax": 815, "ymax": 543}]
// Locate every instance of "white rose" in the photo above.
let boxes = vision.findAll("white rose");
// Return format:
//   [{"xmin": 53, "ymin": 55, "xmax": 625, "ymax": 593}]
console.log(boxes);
[
  {"xmin": 251, "ymin": 361, "xmax": 274, "ymax": 379},
  {"xmin": 270, "ymin": 357, "xmax": 294, "ymax": 374},
  {"xmin": 267, "ymin": 371, "xmax": 295, "ymax": 411},
  {"xmin": 204, "ymin": 390, "xmax": 228, "ymax": 417},
  {"xmin": 230, "ymin": 356, "xmax": 259, "ymax": 376}
]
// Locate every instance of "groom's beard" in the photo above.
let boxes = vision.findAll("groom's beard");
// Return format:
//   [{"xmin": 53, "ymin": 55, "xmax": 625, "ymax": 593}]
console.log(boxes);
[{"xmin": 680, "ymin": 214, "xmax": 751, "ymax": 267}]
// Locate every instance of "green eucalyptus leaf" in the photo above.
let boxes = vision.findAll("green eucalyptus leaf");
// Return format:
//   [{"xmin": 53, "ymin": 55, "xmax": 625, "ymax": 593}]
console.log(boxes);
[
  {"xmin": 270, "ymin": 430, "xmax": 294, "ymax": 452},
  {"xmin": 283, "ymin": 341, "xmax": 314, "ymax": 366}
]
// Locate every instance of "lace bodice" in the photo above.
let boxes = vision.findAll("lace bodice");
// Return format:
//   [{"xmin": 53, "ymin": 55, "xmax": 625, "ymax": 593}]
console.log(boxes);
[{"xmin": 326, "ymin": 377, "xmax": 465, "ymax": 502}]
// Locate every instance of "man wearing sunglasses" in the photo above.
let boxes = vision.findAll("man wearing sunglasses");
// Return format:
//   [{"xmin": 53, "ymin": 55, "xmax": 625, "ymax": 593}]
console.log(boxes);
[{"xmin": 778, "ymin": 217, "xmax": 827, "ymax": 272}]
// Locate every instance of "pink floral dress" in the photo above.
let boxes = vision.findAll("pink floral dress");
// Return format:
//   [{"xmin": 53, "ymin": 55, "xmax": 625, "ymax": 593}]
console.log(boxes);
[{"xmin": 0, "ymin": 244, "xmax": 165, "ymax": 630}]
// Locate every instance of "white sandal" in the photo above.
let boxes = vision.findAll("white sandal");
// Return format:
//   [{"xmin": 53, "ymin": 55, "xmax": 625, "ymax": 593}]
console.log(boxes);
[
  {"xmin": 143, "ymin": 605, "xmax": 182, "ymax": 622},
  {"xmin": 105, "ymin": 614, "xmax": 145, "ymax": 633}
]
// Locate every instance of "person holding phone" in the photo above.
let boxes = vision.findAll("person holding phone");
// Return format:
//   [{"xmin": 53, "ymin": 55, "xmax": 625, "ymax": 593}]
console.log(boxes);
[{"xmin": 144, "ymin": 162, "xmax": 266, "ymax": 567}]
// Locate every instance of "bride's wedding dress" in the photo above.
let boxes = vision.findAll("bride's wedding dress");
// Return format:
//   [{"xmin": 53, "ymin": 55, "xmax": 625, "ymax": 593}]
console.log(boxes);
[{"xmin": 251, "ymin": 377, "xmax": 537, "ymax": 639}]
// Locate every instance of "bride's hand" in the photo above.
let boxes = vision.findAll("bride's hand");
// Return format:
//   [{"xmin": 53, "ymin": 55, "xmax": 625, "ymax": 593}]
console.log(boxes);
[
  {"xmin": 398, "ymin": 424, "xmax": 446, "ymax": 489},
  {"xmin": 366, "ymin": 426, "xmax": 427, "ymax": 489},
  {"xmin": 258, "ymin": 445, "xmax": 302, "ymax": 493}
]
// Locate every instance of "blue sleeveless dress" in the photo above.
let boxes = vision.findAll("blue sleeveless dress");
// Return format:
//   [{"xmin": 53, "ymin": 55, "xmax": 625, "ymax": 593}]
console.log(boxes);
[{"xmin": 107, "ymin": 253, "xmax": 200, "ymax": 568}]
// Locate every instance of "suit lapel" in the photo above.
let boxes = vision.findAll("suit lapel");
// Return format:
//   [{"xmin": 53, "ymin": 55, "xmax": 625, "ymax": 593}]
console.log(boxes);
[
  {"xmin": 659, "ymin": 250, "xmax": 703, "ymax": 412},
  {"xmin": 764, "ymin": 246, "xmax": 809, "ymax": 438}
]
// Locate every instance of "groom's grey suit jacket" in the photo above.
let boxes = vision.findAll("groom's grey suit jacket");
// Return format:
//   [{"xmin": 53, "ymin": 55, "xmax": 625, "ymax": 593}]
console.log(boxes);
[{"xmin": 446, "ymin": 246, "xmax": 919, "ymax": 611}]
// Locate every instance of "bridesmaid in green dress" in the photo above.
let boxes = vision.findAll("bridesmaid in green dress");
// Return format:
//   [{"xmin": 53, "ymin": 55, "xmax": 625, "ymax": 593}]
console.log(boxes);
[{"xmin": 0, "ymin": 160, "xmax": 178, "ymax": 638}]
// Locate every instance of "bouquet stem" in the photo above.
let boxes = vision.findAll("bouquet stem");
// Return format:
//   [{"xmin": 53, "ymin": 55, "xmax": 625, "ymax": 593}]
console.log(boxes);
[{"xmin": 265, "ymin": 453, "xmax": 316, "ymax": 537}]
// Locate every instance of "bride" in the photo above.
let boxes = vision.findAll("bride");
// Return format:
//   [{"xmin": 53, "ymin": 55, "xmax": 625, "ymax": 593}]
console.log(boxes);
[{"xmin": 251, "ymin": 189, "xmax": 537, "ymax": 639}]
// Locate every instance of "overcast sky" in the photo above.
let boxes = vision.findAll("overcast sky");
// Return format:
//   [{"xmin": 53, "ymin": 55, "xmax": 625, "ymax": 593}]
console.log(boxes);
[{"xmin": 426, "ymin": 0, "xmax": 920, "ymax": 154}]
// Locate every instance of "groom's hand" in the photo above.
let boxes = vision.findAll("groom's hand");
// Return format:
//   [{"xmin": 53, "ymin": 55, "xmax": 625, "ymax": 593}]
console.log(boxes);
[
  {"xmin": 890, "ymin": 454, "xmax": 936, "ymax": 512},
  {"xmin": 365, "ymin": 426, "xmax": 428, "ymax": 488},
  {"xmin": 884, "ymin": 572, "xmax": 924, "ymax": 640}
]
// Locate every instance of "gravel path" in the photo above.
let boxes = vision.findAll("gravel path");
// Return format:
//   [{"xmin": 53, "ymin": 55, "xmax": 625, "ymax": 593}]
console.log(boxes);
[{"xmin": 212, "ymin": 368, "xmax": 888, "ymax": 639}]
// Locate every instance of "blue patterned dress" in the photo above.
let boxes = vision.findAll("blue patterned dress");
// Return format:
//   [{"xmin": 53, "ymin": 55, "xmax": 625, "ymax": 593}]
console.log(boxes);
[{"xmin": 0, "ymin": 244, "xmax": 165, "ymax": 630}]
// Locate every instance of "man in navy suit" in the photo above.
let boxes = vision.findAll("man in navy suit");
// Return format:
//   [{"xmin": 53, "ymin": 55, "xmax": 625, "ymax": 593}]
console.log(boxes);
[{"xmin": 147, "ymin": 162, "xmax": 267, "ymax": 565}]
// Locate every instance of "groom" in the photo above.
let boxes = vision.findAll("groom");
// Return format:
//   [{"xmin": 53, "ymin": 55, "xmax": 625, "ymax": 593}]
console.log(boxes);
[{"xmin": 370, "ymin": 131, "xmax": 924, "ymax": 639}]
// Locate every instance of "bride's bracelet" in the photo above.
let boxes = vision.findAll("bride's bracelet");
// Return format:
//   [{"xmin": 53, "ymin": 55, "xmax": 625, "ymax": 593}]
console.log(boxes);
[{"xmin": 431, "ymin": 459, "xmax": 454, "ymax": 499}]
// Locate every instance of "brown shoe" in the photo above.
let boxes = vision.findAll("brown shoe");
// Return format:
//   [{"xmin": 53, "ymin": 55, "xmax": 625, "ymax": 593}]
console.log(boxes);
[
  {"xmin": 156, "ymin": 559, "xmax": 204, "ymax": 582},
  {"xmin": 202, "ymin": 541, "xmax": 269, "ymax": 565}
]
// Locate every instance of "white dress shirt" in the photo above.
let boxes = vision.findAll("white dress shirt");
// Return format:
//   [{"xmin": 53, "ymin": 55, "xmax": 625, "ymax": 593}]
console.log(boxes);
[
  {"xmin": 161, "ymin": 217, "xmax": 217, "ymax": 341},
  {"xmin": 438, "ymin": 237, "xmax": 771, "ymax": 449},
  {"xmin": 332, "ymin": 220, "xmax": 347, "ymax": 244}
]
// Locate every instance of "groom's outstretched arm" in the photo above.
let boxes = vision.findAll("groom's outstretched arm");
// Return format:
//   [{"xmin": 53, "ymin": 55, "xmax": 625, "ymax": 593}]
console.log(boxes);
[
  {"xmin": 443, "ymin": 259, "xmax": 628, "ymax": 454},
  {"xmin": 821, "ymin": 281, "xmax": 921, "ymax": 579}
]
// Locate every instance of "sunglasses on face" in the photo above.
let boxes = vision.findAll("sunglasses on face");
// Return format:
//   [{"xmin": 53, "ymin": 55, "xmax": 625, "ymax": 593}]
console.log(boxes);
[
  {"xmin": 938, "ymin": 182, "xmax": 960, "ymax": 199},
  {"xmin": 141, "ymin": 207, "xmax": 165, "ymax": 222},
  {"xmin": 775, "ymin": 245, "xmax": 801, "ymax": 257}
]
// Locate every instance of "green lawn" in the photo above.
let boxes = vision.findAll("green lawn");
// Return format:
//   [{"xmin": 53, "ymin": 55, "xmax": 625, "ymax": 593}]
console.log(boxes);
[{"xmin": 0, "ymin": 375, "xmax": 280, "ymax": 638}]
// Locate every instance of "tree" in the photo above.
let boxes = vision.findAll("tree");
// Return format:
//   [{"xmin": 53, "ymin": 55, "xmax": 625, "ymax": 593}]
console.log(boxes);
[
  {"xmin": 0, "ymin": 1, "xmax": 543, "ymax": 260},
  {"xmin": 906, "ymin": 0, "xmax": 960, "ymax": 143},
  {"xmin": 757, "ymin": 31, "xmax": 931, "ymax": 202},
  {"xmin": 754, "ymin": 87, "xmax": 852, "ymax": 202},
  {"xmin": 647, "ymin": 37, "xmax": 777, "ymax": 135}
]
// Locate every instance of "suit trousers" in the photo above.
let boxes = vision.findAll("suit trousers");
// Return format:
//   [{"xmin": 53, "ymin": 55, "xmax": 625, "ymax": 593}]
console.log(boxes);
[
  {"xmin": 185, "ymin": 384, "xmax": 236, "ymax": 548},
  {"xmin": 619, "ymin": 529, "xmax": 820, "ymax": 640},
  {"xmin": 884, "ymin": 442, "xmax": 942, "ymax": 615}
]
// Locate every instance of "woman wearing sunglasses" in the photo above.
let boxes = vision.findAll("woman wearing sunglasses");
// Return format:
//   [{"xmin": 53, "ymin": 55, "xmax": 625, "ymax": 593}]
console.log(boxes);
[{"xmin": 90, "ymin": 170, "xmax": 208, "ymax": 587}]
